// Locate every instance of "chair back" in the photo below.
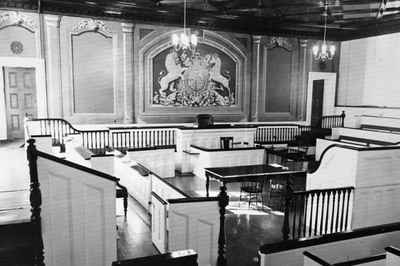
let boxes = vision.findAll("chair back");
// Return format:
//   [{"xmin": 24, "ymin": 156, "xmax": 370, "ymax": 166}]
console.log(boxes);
[{"xmin": 220, "ymin": 136, "xmax": 233, "ymax": 150}]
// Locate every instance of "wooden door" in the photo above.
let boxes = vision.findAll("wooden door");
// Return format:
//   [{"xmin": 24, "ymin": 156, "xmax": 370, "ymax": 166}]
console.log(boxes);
[
  {"xmin": 3, "ymin": 67, "xmax": 37, "ymax": 139},
  {"xmin": 311, "ymin": 79, "xmax": 324, "ymax": 128}
]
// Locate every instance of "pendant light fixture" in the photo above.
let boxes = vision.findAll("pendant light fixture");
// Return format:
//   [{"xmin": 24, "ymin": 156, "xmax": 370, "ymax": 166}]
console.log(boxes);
[
  {"xmin": 312, "ymin": 0, "xmax": 336, "ymax": 61},
  {"xmin": 171, "ymin": 0, "xmax": 198, "ymax": 52}
]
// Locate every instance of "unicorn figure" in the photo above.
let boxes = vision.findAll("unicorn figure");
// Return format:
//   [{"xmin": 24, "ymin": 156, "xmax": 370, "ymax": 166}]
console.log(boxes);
[
  {"xmin": 207, "ymin": 53, "xmax": 230, "ymax": 90},
  {"xmin": 159, "ymin": 51, "xmax": 184, "ymax": 94}
]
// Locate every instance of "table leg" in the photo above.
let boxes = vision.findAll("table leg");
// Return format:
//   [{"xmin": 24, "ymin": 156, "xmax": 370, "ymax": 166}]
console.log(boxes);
[
  {"xmin": 205, "ymin": 173, "xmax": 210, "ymax": 197},
  {"xmin": 217, "ymin": 183, "xmax": 229, "ymax": 266}
]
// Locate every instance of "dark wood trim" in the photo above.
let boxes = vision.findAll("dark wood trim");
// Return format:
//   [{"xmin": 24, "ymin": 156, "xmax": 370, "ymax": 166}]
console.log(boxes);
[
  {"xmin": 112, "ymin": 249, "xmax": 198, "ymax": 266},
  {"xmin": 151, "ymin": 192, "xmax": 167, "ymax": 205},
  {"xmin": 109, "ymin": 126, "xmax": 183, "ymax": 130},
  {"xmin": 168, "ymin": 197, "xmax": 219, "ymax": 204},
  {"xmin": 334, "ymin": 254, "xmax": 386, "ymax": 266},
  {"xmin": 130, "ymin": 164, "xmax": 150, "ymax": 177},
  {"xmin": 359, "ymin": 115, "xmax": 400, "ymax": 120},
  {"xmin": 338, "ymin": 136, "xmax": 396, "ymax": 146},
  {"xmin": 292, "ymin": 186, "xmax": 355, "ymax": 196},
  {"xmin": 335, "ymin": 105, "xmax": 400, "ymax": 109},
  {"xmin": 26, "ymin": 139, "xmax": 45, "ymax": 265},
  {"xmin": 190, "ymin": 145, "xmax": 263, "ymax": 152},
  {"xmin": 151, "ymin": 173, "xmax": 191, "ymax": 199},
  {"xmin": 118, "ymin": 145, "xmax": 176, "ymax": 152},
  {"xmin": 182, "ymin": 150, "xmax": 200, "ymax": 155},
  {"xmin": 361, "ymin": 124, "xmax": 400, "ymax": 134},
  {"xmin": 90, "ymin": 153, "xmax": 115, "ymax": 158},
  {"xmin": 36, "ymin": 149, "xmax": 119, "ymax": 182},
  {"xmin": 179, "ymin": 124, "xmax": 257, "ymax": 130},
  {"xmin": 303, "ymin": 251, "xmax": 331, "ymax": 266},
  {"xmin": 259, "ymin": 222, "xmax": 400, "ymax": 254},
  {"xmin": 30, "ymin": 135, "xmax": 52, "ymax": 138},
  {"xmin": 309, "ymin": 144, "xmax": 400, "ymax": 174},
  {"xmin": 385, "ymin": 246, "xmax": 400, "ymax": 257}
]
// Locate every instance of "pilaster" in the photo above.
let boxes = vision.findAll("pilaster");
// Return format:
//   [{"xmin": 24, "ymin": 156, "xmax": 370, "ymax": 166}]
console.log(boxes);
[
  {"xmin": 121, "ymin": 23, "xmax": 134, "ymax": 123},
  {"xmin": 44, "ymin": 15, "xmax": 62, "ymax": 117},
  {"xmin": 250, "ymin": 35, "xmax": 262, "ymax": 122}
]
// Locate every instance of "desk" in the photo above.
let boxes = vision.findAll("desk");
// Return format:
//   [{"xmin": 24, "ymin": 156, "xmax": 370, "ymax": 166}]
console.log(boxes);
[{"xmin": 204, "ymin": 162, "xmax": 306, "ymax": 197}]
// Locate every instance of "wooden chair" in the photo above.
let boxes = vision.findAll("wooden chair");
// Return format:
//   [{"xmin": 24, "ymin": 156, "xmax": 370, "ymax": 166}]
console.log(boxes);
[
  {"xmin": 266, "ymin": 179, "xmax": 285, "ymax": 211},
  {"xmin": 239, "ymin": 180, "xmax": 265, "ymax": 209},
  {"xmin": 220, "ymin": 136, "xmax": 233, "ymax": 150},
  {"xmin": 116, "ymin": 183, "xmax": 128, "ymax": 217}
]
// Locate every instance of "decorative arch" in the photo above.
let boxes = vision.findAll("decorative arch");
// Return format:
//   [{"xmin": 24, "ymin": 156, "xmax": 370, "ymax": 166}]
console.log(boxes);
[
  {"xmin": 71, "ymin": 19, "xmax": 112, "ymax": 38},
  {"xmin": 136, "ymin": 28, "xmax": 250, "ymax": 122},
  {"xmin": 0, "ymin": 11, "xmax": 36, "ymax": 33}
]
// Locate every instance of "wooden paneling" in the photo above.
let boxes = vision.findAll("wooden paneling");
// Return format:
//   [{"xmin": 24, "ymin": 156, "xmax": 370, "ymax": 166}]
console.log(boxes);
[
  {"xmin": 0, "ymin": 26, "xmax": 36, "ymax": 57},
  {"xmin": 37, "ymin": 156, "xmax": 117, "ymax": 266},
  {"xmin": 257, "ymin": 37, "xmax": 309, "ymax": 121},
  {"xmin": 168, "ymin": 201, "xmax": 219, "ymax": 266}
]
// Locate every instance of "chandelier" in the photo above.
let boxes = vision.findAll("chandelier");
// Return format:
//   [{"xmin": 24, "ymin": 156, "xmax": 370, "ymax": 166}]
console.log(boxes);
[
  {"xmin": 171, "ymin": 0, "xmax": 198, "ymax": 52},
  {"xmin": 312, "ymin": 0, "xmax": 336, "ymax": 62}
]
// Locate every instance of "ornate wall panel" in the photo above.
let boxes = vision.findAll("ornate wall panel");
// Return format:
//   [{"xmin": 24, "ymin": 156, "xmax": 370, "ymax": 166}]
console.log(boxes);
[
  {"xmin": 256, "ymin": 36, "xmax": 311, "ymax": 121},
  {"xmin": 0, "ymin": 11, "xmax": 38, "ymax": 57},
  {"xmin": 136, "ymin": 26, "xmax": 250, "ymax": 123},
  {"xmin": 59, "ymin": 17, "xmax": 126, "ymax": 124}
]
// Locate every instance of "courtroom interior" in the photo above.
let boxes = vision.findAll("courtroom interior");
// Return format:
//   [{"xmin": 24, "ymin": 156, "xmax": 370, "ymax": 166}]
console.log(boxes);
[{"xmin": 2, "ymin": 0, "xmax": 400, "ymax": 266}]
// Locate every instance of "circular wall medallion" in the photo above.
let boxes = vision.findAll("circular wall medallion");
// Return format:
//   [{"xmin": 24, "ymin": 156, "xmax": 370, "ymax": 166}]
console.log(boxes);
[{"xmin": 10, "ymin": 41, "xmax": 24, "ymax": 55}]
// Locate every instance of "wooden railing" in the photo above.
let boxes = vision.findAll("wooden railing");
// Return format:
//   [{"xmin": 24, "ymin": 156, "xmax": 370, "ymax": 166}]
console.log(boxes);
[
  {"xmin": 282, "ymin": 185, "xmax": 354, "ymax": 240},
  {"xmin": 254, "ymin": 124, "xmax": 312, "ymax": 144},
  {"xmin": 321, "ymin": 111, "xmax": 345, "ymax": 129},
  {"xmin": 110, "ymin": 127, "xmax": 176, "ymax": 149},
  {"xmin": 26, "ymin": 118, "xmax": 178, "ymax": 153}
]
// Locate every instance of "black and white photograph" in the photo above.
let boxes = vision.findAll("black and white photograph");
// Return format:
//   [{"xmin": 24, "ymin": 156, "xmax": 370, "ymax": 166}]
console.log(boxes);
[{"xmin": 1, "ymin": 0, "xmax": 400, "ymax": 266}]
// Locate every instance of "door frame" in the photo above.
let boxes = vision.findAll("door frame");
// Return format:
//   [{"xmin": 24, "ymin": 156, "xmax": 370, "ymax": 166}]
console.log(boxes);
[
  {"xmin": 306, "ymin": 72, "xmax": 337, "ymax": 125},
  {"xmin": 0, "ymin": 56, "xmax": 47, "ymax": 140}
]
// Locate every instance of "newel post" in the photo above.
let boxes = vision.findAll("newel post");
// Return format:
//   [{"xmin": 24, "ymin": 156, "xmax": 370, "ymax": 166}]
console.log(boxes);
[
  {"xmin": 27, "ymin": 139, "xmax": 45, "ymax": 265},
  {"xmin": 341, "ymin": 111, "xmax": 346, "ymax": 127},
  {"xmin": 282, "ymin": 178, "xmax": 293, "ymax": 241},
  {"xmin": 217, "ymin": 184, "xmax": 229, "ymax": 266}
]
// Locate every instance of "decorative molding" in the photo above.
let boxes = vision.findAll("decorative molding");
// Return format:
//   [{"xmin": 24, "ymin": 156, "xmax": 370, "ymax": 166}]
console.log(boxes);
[
  {"xmin": 44, "ymin": 15, "xmax": 61, "ymax": 28},
  {"xmin": 299, "ymin": 39, "xmax": 308, "ymax": 48},
  {"xmin": 139, "ymin": 28, "xmax": 154, "ymax": 40},
  {"xmin": 252, "ymin": 35, "xmax": 262, "ymax": 44},
  {"xmin": 266, "ymin": 36, "xmax": 293, "ymax": 51},
  {"xmin": 71, "ymin": 19, "xmax": 112, "ymax": 38},
  {"xmin": 121, "ymin": 22, "xmax": 134, "ymax": 33},
  {"xmin": 0, "ymin": 11, "xmax": 36, "ymax": 32}
]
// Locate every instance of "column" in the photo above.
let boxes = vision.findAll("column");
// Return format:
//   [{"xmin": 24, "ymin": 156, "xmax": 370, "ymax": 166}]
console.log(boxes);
[
  {"xmin": 122, "ymin": 23, "xmax": 134, "ymax": 123},
  {"xmin": 250, "ymin": 35, "xmax": 262, "ymax": 122},
  {"xmin": 44, "ymin": 15, "xmax": 62, "ymax": 118}
]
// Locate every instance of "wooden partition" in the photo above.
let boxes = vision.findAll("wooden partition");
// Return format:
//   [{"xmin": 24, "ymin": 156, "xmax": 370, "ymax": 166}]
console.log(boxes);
[
  {"xmin": 35, "ymin": 148, "xmax": 117, "ymax": 266},
  {"xmin": 150, "ymin": 174, "xmax": 220, "ymax": 266},
  {"xmin": 259, "ymin": 223, "xmax": 400, "ymax": 266}
]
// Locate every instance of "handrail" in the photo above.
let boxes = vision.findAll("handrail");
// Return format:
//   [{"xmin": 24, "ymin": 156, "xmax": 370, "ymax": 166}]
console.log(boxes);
[
  {"xmin": 260, "ymin": 222, "xmax": 400, "ymax": 255},
  {"xmin": 282, "ymin": 185, "xmax": 354, "ymax": 240},
  {"xmin": 292, "ymin": 186, "xmax": 355, "ymax": 196}
]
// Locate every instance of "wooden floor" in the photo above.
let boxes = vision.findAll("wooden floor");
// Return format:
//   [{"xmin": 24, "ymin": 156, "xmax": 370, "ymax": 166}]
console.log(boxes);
[{"xmin": 0, "ymin": 140, "xmax": 298, "ymax": 266}]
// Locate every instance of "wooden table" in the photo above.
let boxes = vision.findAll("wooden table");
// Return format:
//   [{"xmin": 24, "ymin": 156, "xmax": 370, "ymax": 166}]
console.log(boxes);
[{"xmin": 204, "ymin": 162, "xmax": 307, "ymax": 197}]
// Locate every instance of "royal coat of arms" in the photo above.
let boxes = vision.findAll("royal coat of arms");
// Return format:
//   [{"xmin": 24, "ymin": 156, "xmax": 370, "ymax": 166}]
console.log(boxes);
[{"xmin": 153, "ymin": 47, "xmax": 235, "ymax": 107}]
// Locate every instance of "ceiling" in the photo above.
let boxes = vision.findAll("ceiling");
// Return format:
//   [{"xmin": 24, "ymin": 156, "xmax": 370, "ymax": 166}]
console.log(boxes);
[{"xmin": 3, "ymin": 0, "xmax": 400, "ymax": 40}]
